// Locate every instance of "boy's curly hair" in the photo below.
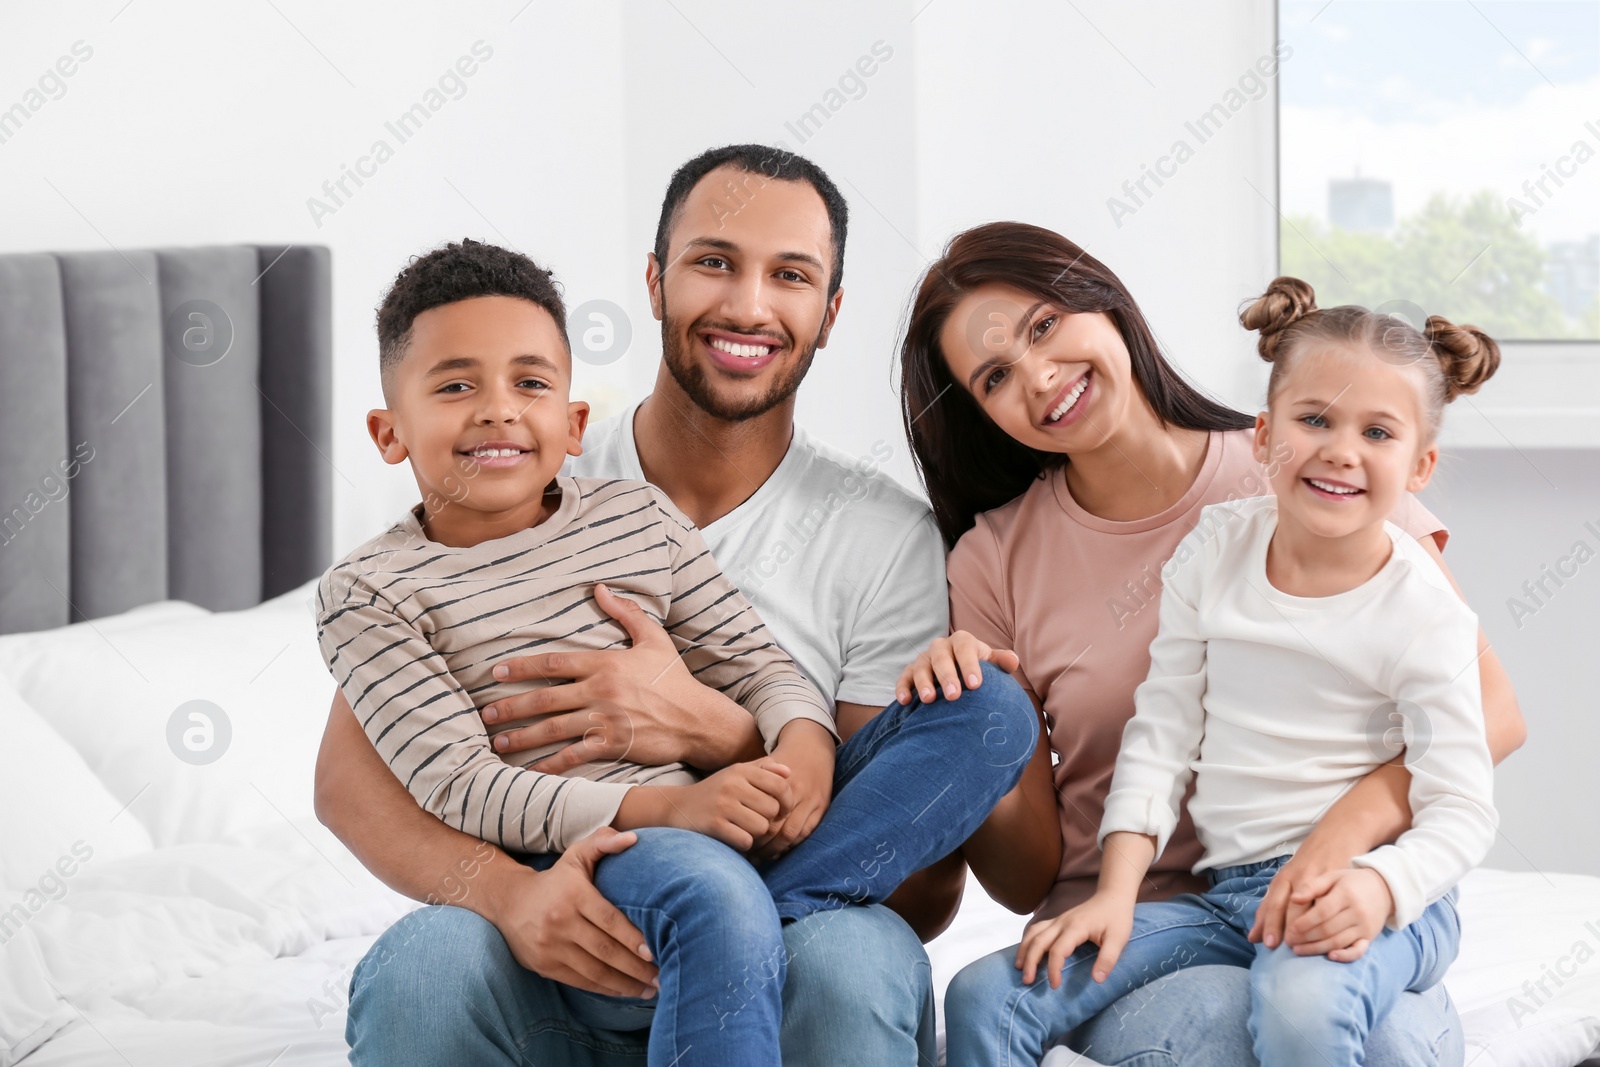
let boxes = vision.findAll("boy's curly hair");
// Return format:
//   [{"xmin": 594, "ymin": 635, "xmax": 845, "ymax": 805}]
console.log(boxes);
[{"xmin": 376, "ymin": 238, "xmax": 568, "ymax": 393}]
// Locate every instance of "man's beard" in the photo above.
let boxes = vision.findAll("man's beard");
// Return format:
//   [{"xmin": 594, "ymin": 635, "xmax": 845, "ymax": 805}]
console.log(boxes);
[{"xmin": 660, "ymin": 296, "xmax": 821, "ymax": 423}]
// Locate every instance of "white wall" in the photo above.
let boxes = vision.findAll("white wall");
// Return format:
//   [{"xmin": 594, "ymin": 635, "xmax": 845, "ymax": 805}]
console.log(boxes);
[
  {"xmin": 1419, "ymin": 450, "xmax": 1600, "ymax": 877},
  {"xmin": 0, "ymin": 0, "xmax": 631, "ymax": 550},
  {"xmin": 3, "ymin": 0, "xmax": 1593, "ymax": 876},
  {"xmin": 2, "ymin": 0, "xmax": 1288, "ymax": 539},
  {"xmin": 615, "ymin": 1, "xmax": 923, "ymax": 488},
  {"xmin": 914, "ymin": 0, "xmax": 1282, "ymax": 411},
  {"xmin": 0, "ymin": 0, "xmax": 1284, "ymax": 539}
]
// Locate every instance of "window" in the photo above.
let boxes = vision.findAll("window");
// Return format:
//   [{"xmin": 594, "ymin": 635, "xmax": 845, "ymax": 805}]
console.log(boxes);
[{"xmin": 1277, "ymin": 1, "xmax": 1599, "ymax": 342}]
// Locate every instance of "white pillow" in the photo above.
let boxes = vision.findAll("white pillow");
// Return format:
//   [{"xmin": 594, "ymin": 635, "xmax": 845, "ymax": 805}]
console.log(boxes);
[
  {"xmin": 0, "ymin": 580, "xmax": 336, "ymax": 848},
  {"xmin": 7, "ymin": 598, "xmax": 209, "ymax": 638},
  {"xmin": 0, "ymin": 671, "xmax": 153, "ymax": 889}
]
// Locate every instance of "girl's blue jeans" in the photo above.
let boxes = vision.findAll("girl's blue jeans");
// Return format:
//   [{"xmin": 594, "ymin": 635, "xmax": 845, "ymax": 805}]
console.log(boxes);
[{"xmin": 946, "ymin": 854, "xmax": 1463, "ymax": 1067}]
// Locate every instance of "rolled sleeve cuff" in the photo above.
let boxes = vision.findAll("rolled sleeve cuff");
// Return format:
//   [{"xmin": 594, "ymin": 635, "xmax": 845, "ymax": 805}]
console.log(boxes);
[
  {"xmin": 1100, "ymin": 789, "xmax": 1177, "ymax": 859},
  {"xmin": 1350, "ymin": 845, "xmax": 1425, "ymax": 930},
  {"xmin": 551, "ymin": 781, "xmax": 638, "ymax": 854},
  {"xmin": 757, "ymin": 704, "xmax": 840, "ymax": 754}
]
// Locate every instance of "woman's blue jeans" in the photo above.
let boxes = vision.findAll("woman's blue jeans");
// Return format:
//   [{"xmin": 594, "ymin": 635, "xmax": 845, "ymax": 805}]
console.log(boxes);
[
  {"xmin": 346, "ymin": 661, "xmax": 1037, "ymax": 1066},
  {"xmin": 945, "ymin": 855, "xmax": 1464, "ymax": 1067}
]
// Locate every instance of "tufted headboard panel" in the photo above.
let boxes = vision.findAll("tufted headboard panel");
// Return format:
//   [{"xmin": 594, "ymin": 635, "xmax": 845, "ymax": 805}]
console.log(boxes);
[{"xmin": 0, "ymin": 244, "xmax": 332, "ymax": 634}]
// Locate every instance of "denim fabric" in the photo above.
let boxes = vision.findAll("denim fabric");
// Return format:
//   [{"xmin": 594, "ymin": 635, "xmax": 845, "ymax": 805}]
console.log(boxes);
[
  {"xmin": 347, "ymin": 662, "xmax": 1037, "ymax": 1066},
  {"xmin": 945, "ymin": 855, "xmax": 1463, "ymax": 1067}
]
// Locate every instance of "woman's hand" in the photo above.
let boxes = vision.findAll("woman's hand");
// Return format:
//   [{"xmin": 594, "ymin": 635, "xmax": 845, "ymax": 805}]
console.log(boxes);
[
  {"xmin": 1016, "ymin": 890, "xmax": 1134, "ymax": 987},
  {"xmin": 1249, "ymin": 845, "xmax": 1395, "ymax": 961},
  {"xmin": 1269, "ymin": 867, "xmax": 1394, "ymax": 961},
  {"xmin": 1253, "ymin": 756, "xmax": 1410, "ymax": 955},
  {"xmin": 1249, "ymin": 850, "xmax": 1326, "ymax": 951},
  {"xmin": 894, "ymin": 630, "xmax": 1021, "ymax": 706}
]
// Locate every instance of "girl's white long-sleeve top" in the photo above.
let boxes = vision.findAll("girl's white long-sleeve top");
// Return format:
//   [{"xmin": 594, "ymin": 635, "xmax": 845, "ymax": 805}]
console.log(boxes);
[{"xmin": 1100, "ymin": 494, "xmax": 1497, "ymax": 930}]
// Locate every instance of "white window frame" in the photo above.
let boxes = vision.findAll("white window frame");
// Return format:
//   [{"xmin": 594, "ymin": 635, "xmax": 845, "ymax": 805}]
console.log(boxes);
[{"xmin": 1271, "ymin": 3, "xmax": 1600, "ymax": 449}]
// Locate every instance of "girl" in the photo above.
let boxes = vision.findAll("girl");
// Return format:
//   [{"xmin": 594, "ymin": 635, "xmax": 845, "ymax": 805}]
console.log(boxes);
[
  {"xmin": 942, "ymin": 274, "xmax": 1500, "ymax": 1065},
  {"xmin": 892, "ymin": 223, "xmax": 1525, "ymax": 1067}
]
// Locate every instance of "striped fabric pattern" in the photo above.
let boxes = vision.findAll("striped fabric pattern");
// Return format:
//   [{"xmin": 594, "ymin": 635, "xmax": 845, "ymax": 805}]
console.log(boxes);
[{"xmin": 316, "ymin": 476, "xmax": 835, "ymax": 854}]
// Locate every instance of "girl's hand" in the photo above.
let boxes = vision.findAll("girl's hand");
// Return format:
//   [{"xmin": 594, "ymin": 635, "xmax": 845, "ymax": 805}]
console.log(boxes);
[
  {"xmin": 1015, "ymin": 891, "xmax": 1133, "ymax": 988},
  {"xmin": 894, "ymin": 631, "xmax": 1021, "ymax": 706},
  {"xmin": 1278, "ymin": 867, "xmax": 1394, "ymax": 961}
]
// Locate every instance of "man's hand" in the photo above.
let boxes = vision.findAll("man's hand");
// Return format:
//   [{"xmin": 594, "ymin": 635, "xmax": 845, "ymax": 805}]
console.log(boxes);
[
  {"xmin": 484, "ymin": 828, "xmax": 660, "ymax": 998},
  {"xmin": 1258, "ymin": 866, "xmax": 1394, "ymax": 961},
  {"xmin": 481, "ymin": 583, "xmax": 761, "ymax": 772},
  {"xmin": 895, "ymin": 630, "xmax": 1021, "ymax": 706},
  {"xmin": 615, "ymin": 760, "xmax": 792, "ymax": 852},
  {"xmin": 751, "ymin": 721, "xmax": 836, "ymax": 861},
  {"xmin": 1016, "ymin": 889, "xmax": 1135, "ymax": 987}
]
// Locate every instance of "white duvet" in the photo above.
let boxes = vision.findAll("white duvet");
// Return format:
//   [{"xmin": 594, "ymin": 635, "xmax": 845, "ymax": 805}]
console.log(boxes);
[
  {"xmin": 2, "ymin": 587, "xmax": 1597, "ymax": 1067},
  {"xmin": 2, "ymin": 821, "xmax": 413, "ymax": 1067}
]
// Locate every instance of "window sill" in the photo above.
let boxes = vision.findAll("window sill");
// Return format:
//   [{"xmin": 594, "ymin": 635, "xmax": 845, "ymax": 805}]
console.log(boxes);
[{"xmin": 1438, "ymin": 342, "xmax": 1600, "ymax": 449}]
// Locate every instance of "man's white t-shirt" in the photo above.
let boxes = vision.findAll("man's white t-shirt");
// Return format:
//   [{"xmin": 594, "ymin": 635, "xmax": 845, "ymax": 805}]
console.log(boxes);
[{"xmin": 566, "ymin": 401, "xmax": 948, "ymax": 708}]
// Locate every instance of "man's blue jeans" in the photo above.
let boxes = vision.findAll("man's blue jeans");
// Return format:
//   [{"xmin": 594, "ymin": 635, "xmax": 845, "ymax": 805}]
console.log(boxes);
[
  {"xmin": 347, "ymin": 661, "xmax": 1037, "ymax": 1065},
  {"xmin": 1071, "ymin": 965, "xmax": 1464, "ymax": 1067},
  {"xmin": 945, "ymin": 855, "xmax": 1463, "ymax": 1067}
]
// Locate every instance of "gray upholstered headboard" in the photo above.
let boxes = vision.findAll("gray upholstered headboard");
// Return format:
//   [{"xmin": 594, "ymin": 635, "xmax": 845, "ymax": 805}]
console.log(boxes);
[{"xmin": 0, "ymin": 245, "xmax": 333, "ymax": 635}]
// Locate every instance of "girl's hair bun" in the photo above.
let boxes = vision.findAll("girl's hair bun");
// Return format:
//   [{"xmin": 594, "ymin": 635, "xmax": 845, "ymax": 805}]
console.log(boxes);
[
  {"xmin": 1423, "ymin": 316, "xmax": 1501, "ymax": 400},
  {"xmin": 1239, "ymin": 276, "xmax": 1317, "ymax": 363}
]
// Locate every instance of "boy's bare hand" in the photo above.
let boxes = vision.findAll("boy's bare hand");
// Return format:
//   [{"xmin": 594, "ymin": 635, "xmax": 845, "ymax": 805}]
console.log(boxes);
[
  {"xmin": 751, "ymin": 721, "xmax": 836, "ymax": 861},
  {"xmin": 667, "ymin": 759, "xmax": 791, "ymax": 852}
]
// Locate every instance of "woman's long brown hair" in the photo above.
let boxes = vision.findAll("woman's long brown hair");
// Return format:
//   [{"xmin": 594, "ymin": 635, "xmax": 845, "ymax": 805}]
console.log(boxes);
[{"xmin": 898, "ymin": 222, "xmax": 1253, "ymax": 548}]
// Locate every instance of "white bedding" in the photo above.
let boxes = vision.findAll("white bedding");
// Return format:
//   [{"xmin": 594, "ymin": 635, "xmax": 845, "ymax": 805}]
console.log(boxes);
[
  {"xmin": 3, "ymin": 587, "xmax": 1597, "ymax": 1067},
  {"xmin": 7, "ymin": 824, "xmax": 408, "ymax": 1067},
  {"xmin": 928, "ymin": 869, "xmax": 1600, "ymax": 1067}
]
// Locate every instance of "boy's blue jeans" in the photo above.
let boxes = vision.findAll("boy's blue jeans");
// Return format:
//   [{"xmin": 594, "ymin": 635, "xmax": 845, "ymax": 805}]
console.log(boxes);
[
  {"xmin": 945, "ymin": 854, "xmax": 1462, "ymax": 1067},
  {"xmin": 347, "ymin": 661, "xmax": 1038, "ymax": 1066}
]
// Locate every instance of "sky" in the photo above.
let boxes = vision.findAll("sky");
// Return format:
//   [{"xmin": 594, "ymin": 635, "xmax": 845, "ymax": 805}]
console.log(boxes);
[{"xmin": 1279, "ymin": 0, "xmax": 1600, "ymax": 249}]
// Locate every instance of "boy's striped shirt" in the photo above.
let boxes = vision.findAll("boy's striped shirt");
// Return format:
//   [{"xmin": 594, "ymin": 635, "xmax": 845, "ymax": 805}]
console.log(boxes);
[{"xmin": 316, "ymin": 476, "xmax": 835, "ymax": 854}]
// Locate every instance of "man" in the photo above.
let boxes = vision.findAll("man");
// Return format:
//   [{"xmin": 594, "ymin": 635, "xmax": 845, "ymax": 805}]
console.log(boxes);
[{"xmin": 314, "ymin": 144, "xmax": 1052, "ymax": 1065}]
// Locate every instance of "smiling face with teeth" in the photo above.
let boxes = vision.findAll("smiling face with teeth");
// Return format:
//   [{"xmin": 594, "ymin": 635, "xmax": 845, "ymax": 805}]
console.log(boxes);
[
  {"xmin": 366, "ymin": 295, "xmax": 589, "ymax": 547},
  {"xmin": 938, "ymin": 283, "xmax": 1144, "ymax": 459},
  {"xmin": 647, "ymin": 165, "xmax": 842, "ymax": 423},
  {"xmin": 1253, "ymin": 343, "xmax": 1439, "ymax": 549}
]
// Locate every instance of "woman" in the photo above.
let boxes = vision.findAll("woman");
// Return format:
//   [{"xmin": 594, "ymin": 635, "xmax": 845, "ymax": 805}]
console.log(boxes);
[{"xmin": 893, "ymin": 222, "xmax": 1525, "ymax": 1066}]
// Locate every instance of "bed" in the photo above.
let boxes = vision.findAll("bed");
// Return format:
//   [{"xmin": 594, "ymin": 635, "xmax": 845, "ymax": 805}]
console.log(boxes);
[{"xmin": 1, "ymin": 246, "xmax": 1597, "ymax": 1067}]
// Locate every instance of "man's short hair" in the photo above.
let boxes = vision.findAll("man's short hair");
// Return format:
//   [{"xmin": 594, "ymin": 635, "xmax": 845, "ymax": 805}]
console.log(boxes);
[{"xmin": 653, "ymin": 144, "xmax": 848, "ymax": 297}]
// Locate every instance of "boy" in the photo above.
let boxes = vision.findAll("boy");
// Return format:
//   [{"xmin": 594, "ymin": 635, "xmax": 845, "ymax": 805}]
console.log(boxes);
[
  {"xmin": 316, "ymin": 238, "xmax": 838, "ymax": 1064},
  {"xmin": 317, "ymin": 238, "xmax": 839, "ymax": 857}
]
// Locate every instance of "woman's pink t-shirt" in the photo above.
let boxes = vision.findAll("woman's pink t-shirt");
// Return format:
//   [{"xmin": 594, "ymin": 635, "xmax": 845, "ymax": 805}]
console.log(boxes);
[{"xmin": 945, "ymin": 428, "xmax": 1448, "ymax": 920}]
